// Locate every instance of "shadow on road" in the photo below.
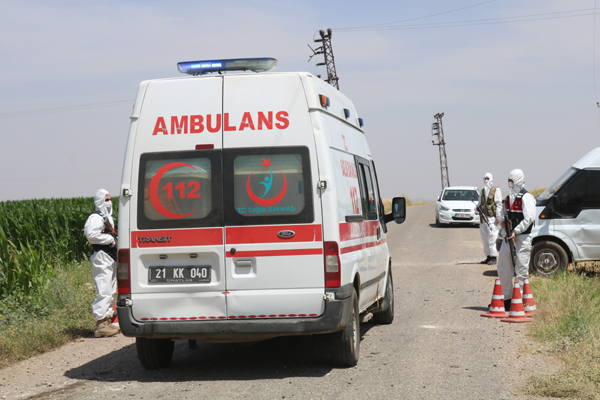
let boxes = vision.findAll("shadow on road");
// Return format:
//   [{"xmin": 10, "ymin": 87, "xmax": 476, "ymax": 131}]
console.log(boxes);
[
  {"xmin": 65, "ymin": 321, "xmax": 380, "ymax": 383},
  {"xmin": 428, "ymin": 223, "xmax": 480, "ymax": 229},
  {"xmin": 463, "ymin": 306, "xmax": 488, "ymax": 312},
  {"xmin": 482, "ymin": 270, "xmax": 499, "ymax": 277}
]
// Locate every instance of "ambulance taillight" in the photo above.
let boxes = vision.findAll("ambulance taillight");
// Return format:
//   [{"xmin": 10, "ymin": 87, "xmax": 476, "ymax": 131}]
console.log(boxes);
[
  {"xmin": 117, "ymin": 249, "xmax": 131, "ymax": 294},
  {"xmin": 324, "ymin": 241, "xmax": 341, "ymax": 287}
]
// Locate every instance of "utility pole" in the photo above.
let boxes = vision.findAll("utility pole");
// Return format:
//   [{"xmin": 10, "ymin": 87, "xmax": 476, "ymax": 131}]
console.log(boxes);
[
  {"xmin": 308, "ymin": 28, "xmax": 340, "ymax": 90},
  {"xmin": 431, "ymin": 113, "xmax": 450, "ymax": 190}
]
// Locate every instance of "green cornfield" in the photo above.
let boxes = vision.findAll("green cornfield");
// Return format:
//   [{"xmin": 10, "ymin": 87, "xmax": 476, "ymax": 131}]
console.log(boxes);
[{"xmin": 0, "ymin": 197, "xmax": 118, "ymax": 296}]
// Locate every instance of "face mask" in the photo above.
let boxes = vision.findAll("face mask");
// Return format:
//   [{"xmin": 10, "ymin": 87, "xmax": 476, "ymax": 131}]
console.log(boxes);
[
  {"xmin": 105, "ymin": 201, "xmax": 113, "ymax": 214},
  {"xmin": 508, "ymin": 182, "xmax": 514, "ymax": 190}
]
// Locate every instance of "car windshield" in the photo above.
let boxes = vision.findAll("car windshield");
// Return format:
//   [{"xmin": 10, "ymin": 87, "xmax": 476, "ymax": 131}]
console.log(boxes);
[
  {"xmin": 536, "ymin": 167, "xmax": 579, "ymax": 206},
  {"xmin": 442, "ymin": 189, "xmax": 478, "ymax": 201}
]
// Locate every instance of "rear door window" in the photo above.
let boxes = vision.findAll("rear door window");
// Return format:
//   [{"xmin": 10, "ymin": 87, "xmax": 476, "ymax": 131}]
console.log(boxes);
[
  {"xmin": 223, "ymin": 146, "xmax": 313, "ymax": 225},
  {"xmin": 137, "ymin": 150, "xmax": 223, "ymax": 229}
]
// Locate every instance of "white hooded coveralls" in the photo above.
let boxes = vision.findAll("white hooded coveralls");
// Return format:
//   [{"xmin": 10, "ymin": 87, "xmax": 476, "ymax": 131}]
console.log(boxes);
[
  {"xmin": 84, "ymin": 189, "xmax": 117, "ymax": 321},
  {"xmin": 479, "ymin": 173, "xmax": 502, "ymax": 258},
  {"xmin": 497, "ymin": 169, "xmax": 536, "ymax": 300}
]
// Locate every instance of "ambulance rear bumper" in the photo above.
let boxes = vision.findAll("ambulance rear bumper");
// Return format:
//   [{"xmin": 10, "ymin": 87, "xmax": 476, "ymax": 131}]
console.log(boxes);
[{"xmin": 116, "ymin": 284, "xmax": 354, "ymax": 341}]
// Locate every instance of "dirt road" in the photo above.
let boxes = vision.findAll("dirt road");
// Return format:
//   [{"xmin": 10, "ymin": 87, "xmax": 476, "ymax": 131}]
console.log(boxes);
[{"xmin": 0, "ymin": 204, "xmax": 552, "ymax": 399}]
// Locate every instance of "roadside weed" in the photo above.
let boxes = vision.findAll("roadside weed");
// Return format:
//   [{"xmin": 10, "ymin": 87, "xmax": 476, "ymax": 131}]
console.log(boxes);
[
  {"xmin": 525, "ymin": 272, "xmax": 600, "ymax": 399},
  {"xmin": 0, "ymin": 261, "xmax": 95, "ymax": 368}
]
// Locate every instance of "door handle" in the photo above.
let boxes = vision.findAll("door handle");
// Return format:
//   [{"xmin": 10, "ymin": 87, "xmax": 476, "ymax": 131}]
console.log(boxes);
[{"xmin": 235, "ymin": 260, "xmax": 252, "ymax": 268}]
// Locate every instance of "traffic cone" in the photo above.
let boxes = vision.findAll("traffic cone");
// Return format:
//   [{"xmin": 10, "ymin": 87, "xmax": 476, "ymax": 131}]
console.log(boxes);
[
  {"xmin": 501, "ymin": 281, "xmax": 532, "ymax": 323},
  {"xmin": 481, "ymin": 278, "xmax": 508, "ymax": 318},
  {"xmin": 522, "ymin": 278, "xmax": 537, "ymax": 316},
  {"xmin": 111, "ymin": 302, "xmax": 119, "ymax": 328}
]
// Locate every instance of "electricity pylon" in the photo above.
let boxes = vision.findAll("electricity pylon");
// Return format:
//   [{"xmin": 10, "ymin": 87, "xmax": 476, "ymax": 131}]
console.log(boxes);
[
  {"xmin": 431, "ymin": 113, "xmax": 450, "ymax": 190},
  {"xmin": 308, "ymin": 28, "xmax": 339, "ymax": 90}
]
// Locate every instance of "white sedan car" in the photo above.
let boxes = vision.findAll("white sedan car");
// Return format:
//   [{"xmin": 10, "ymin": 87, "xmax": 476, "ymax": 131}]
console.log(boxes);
[{"xmin": 435, "ymin": 186, "xmax": 481, "ymax": 226}]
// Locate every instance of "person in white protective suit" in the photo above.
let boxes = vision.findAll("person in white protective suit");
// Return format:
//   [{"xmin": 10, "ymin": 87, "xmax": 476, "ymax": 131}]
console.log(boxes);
[
  {"xmin": 477, "ymin": 173, "xmax": 502, "ymax": 265},
  {"xmin": 496, "ymin": 169, "xmax": 536, "ymax": 311},
  {"xmin": 84, "ymin": 189, "xmax": 120, "ymax": 338}
]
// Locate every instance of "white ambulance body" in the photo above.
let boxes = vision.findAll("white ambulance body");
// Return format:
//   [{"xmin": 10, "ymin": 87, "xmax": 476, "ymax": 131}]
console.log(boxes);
[
  {"xmin": 116, "ymin": 58, "xmax": 405, "ymax": 369},
  {"xmin": 529, "ymin": 147, "xmax": 600, "ymax": 276}
]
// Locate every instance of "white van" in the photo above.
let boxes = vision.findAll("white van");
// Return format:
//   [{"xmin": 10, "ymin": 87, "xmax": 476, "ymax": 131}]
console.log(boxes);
[
  {"xmin": 116, "ymin": 58, "xmax": 405, "ymax": 369},
  {"xmin": 529, "ymin": 147, "xmax": 600, "ymax": 276}
]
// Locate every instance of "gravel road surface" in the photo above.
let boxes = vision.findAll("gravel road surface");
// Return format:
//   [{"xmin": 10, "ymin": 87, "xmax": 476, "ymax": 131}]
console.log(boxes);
[{"xmin": 0, "ymin": 204, "xmax": 554, "ymax": 399}]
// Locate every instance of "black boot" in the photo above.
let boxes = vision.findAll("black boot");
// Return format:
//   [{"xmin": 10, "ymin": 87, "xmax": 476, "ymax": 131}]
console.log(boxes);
[
  {"xmin": 504, "ymin": 299, "xmax": 511, "ymax": 312},
  {"xmin": 487, "ymin": 256, "xmax": 497, "ymax": 265},
  {"xmin": 480, "ymin": 256, "xmax": 492, "ymax": 264}
]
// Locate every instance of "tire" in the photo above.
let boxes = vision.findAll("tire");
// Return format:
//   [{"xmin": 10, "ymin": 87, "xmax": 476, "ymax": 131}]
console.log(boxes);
[
  {"xmin": 372, "ymin": 267, "xmax": 394, "ymax": 324},
  {"xmin": 330, "ymin": 288, "xmax": 360, "ymax": 367},
  {"xmin": 436, "ymin": 214, "xmax": 441, "ymax": 227},
  {"xmin": 530, "ymin": 241, "xmax": 568, "ymax": 277},
  {"xmin": 136, "ymin": 337, "xmax": 175, "ymax": 369}
]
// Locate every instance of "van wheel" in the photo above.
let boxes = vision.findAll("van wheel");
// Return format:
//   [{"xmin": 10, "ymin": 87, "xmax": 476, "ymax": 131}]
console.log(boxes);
[
  {"xmin": 136, "ymin": 337, "xmax": 174, "ymax": 369},
  {"xmin": 530, "ymin": 241, "xmax": 568, "ymax": 277},
  {"xmin": 372, "ymin": 268, "xmax": 394, "ymax": 324},
  {"xmin": 330, "ymin": 289, "xmax": 360, "ymax": 367}
]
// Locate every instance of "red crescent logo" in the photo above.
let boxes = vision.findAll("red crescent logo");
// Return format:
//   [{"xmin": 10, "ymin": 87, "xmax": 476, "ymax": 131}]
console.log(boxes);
[
  {"xmin": 150, "ymin": 162, "xmax": 198, "ymax": 219},
  {"xmin": 246, "ymin": 172, "xmax": 287, "ymax": 206}
]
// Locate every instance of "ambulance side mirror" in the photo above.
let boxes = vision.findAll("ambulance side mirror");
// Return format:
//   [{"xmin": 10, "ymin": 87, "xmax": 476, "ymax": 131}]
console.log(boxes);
[{"xmin": 385, "ymin": 197, "xmax": 406, "ymax": 224}]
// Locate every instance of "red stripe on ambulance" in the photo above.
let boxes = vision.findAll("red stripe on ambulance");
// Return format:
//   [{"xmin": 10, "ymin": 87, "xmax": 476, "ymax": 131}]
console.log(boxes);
[
  {"xmin": 131, "ymin": 228, "xmax": 223, "ymax": 247},
  {"xmin": 226, "ymin": 248, "xmax": 323, "ymax": 258},
  {"xmin": 339, "ymin": 220, "xmax": 379, "ymax": 242},
  {"xmin": 226, "ymin": 224, "xmax": 322, "ymax": 244}
]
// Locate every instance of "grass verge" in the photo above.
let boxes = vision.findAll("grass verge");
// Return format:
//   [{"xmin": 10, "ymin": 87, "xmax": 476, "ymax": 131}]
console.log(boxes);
[
  {"xmin": 525, "ymin": 266, "xmax": 600, "ymax": 399},
  {"xmin": 0, "ymin": 261, "xmax": 95, "ymax": 369}
]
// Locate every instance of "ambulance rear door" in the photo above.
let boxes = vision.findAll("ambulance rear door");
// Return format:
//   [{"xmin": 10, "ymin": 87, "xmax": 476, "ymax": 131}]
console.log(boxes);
[
  {"xmin": 222, "ymin": 73, "xmax": 325, "ymax": 319},
  {"xmin": 128, "ymin": 77, "xmax": 228, "ymax": 322}
]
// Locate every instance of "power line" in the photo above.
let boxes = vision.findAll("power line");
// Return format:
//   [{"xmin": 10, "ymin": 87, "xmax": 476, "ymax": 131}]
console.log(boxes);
[
  {"xmin": 337, "ymin": 8, "xmax": 599, "ymax": 32},
  {"xmin": 0, "ymin": 99, "xmax": 133, "ymax": 119},
  {"xmin": 336, "ymin": 0, "xmax": 496, "ymax": 31}
]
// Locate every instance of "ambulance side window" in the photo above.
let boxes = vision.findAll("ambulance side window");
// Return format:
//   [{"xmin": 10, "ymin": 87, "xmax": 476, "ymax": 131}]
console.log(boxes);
[
  {"xmin": 356, "ymin": 158, "xmax": 378, "ymax": 221},
  {"xmin": 584, "ymin": 170, "xmax": 600, "ymax": 208},
  {"xmin": 555, "ymin": 170, "xmax": 586, "ymax": 217},
  {"xmin": 137, "ymin": 150, "xmax": 223, "ymax": 229},
  {"xmin": 371, "ymin": 161, "xmax": 387, "ymax": 232},
  {"xmin": 223, "ymin": 146, "xmax": 314, "ymax": 226}
]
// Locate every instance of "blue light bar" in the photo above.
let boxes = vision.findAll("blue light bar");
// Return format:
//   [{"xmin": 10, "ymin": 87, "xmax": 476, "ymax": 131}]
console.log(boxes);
[{"xmin": 177, "ymin": 58, "xmax": 277, "ymax": 76}]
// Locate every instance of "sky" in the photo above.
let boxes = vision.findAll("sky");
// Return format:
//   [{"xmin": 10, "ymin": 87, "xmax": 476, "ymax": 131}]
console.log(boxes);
[{"xmin": 1, "ymin": 0, "xmax": 599, "ymax": 202}]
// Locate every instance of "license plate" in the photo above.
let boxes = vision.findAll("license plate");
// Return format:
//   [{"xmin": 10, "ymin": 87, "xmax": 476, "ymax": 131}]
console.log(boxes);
[
  {"xmin": 149, "ymin": 266, "xmax": 211, "ymax": 284},
  {"xmin": 454, "ymin": 213, "xmax": 470, "ymax": 219}
]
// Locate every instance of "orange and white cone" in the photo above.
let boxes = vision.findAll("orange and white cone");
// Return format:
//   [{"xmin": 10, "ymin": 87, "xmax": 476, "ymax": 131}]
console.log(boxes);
[
  {"xmin": 111, "ymin": 302, "xmax": 119, "ymax": 328},
  {"xmin": 522, "ymin": 278, "xmax": 537, "ymax": 316},
  {"xmin": 501, "ymin": 281, "xmax": 532, "ymax": 323},
  {"xmin": 481, "ymin": 278, "xmax": 508, "ymax": 318}
]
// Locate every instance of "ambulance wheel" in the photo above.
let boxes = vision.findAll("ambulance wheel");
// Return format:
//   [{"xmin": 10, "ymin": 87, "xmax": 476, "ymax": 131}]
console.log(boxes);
[
  {"xmin": 136, "ymin": 337, "xmax": 174, "ymax": 369},
  {"xmin": 530, "ymin": 241, "xmax": 568, "ymax": 277},
  {"xmin": 372, "ymin": 268, "xmax": 394, "ymax": 325},
  {"xmin": 330, "ymin": 288, "xmax": 360, "ymax": 367}
]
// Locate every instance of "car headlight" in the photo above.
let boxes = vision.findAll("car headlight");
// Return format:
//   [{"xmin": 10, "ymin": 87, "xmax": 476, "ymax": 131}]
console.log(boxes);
[{"xmin": 439, "ymin": 205, "xmax": 450, "ymax": 211}]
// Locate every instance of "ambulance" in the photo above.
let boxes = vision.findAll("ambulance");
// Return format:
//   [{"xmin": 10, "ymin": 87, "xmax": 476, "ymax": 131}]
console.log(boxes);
[{"xmin": 115, "ymin": 58, "xmax": 406, "ymax": 369}]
